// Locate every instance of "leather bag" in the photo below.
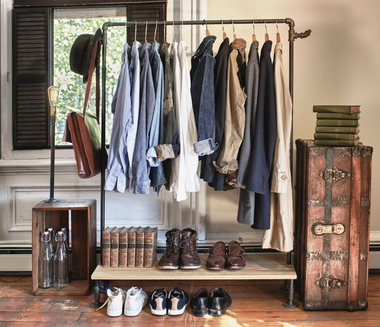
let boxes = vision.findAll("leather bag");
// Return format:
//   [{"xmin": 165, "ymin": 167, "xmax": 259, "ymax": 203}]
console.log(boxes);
[{"xmin": 63, "ymin": 40, "xmax": 104, "ymax": 178}]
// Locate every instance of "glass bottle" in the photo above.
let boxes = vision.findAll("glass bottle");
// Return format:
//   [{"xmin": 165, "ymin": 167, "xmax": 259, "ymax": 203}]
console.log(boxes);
[
  {"xmin": 38, "ymin": 231, "xmax": 53, "ymax": 289},
  {"xmin": 54, "ymin": 231, "xmax": 69, "ymax": 289},
  {"xmin": 60, "ymin": 227, "xmax": 71, "ymax": 282},
  {"xmin": 47, "ymin": 227, "xmax": 55, "ymax": 252}
]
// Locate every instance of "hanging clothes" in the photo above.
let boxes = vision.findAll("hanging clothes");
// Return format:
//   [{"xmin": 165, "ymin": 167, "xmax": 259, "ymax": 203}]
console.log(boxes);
[
  {"xmin": 131, "ymin": 42, "xmax": 154, "ymax": 194},
  {"xmin": 236, "ymin": 40, "xmax": 260, "ymax": 224},
  {"xmin": 127, "ymin": 40, "xmax": 141, "ymax": 192},
  {"xmin": 214, "ymin": 38, "xmax": 247, "ymax": 176},
  {"xmin": 203, "ymin": 37, "xmax": 230, "ymax": 190},
  {"xmin": 190, "ymin": 35, "xmax": 218, "ymax": 156},
  {"xmin": 176, "ymin": 40, "xmax": 200, "ymax": 201},
  {"xmin": 245, "ymin": 40, "xmax": 277, "ymax": 230},
  {"xmin": 263, "ymin": 41, "xmax": 293, "ymax": 251},
  {"xmin": 147, "ymin": 41, "xmax": 166, "ymax": 193},
  {"xmin": 104, "ymin": 43, "xmax": 131, "ymax": 193}
]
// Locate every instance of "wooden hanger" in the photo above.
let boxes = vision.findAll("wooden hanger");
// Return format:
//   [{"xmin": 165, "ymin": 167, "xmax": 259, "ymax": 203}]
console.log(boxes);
[
  {"xmin": 264, "ymin": 19, "xmax": 269, "ymax": 41},
  {"xmin": 252, "ymin": 20, "xmax": 256, "ymax": 42},
  {"xmin": 221, "ymin": 20, "xmax": 227, "ymax": 39},
  {"xmin": 205, "ymin": 20, "xmax": 210, "ymax": 36},
  {"xmin": 232, "ymin": 20, "xmax": 237, "ymax": 40},
  {"xmin": 276, "ymin": 20, "xmax": 281, "ymax": 43}
]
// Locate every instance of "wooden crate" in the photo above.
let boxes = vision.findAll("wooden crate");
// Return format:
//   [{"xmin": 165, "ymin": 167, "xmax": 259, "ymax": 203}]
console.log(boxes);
[{"xmin": 32, "ymin": 199, "xmax": 97, "ymax": 296}]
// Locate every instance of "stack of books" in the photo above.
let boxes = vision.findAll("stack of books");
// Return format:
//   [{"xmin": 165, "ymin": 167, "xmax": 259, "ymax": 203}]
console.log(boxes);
[
  {"xmin": 101, "ymin": 226, "xmax": 158, "ymax": 268},
  {"xmin": 313, "ymin": 105, "xmax": 360, "ymax": 146}
]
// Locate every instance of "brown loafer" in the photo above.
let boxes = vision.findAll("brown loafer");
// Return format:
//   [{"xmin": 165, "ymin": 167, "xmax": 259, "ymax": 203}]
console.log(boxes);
[
  {"xmin": 226, "ymin": 241, "xmax": 246, "ymax": 270},
  {"xmin": 205, "ymin": 241, "xmax": 226, "ymax": 270}
]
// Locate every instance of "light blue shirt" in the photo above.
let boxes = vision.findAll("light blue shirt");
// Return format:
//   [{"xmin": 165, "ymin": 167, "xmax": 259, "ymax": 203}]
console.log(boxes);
[
  {"xmin": 131, "ymin": 42, "xmax": 154, "ymax": 194},
  {"xmin": 127, "ymin": 40, "xmax": 142, "ymax": 191},
  {"xmin": 148, "ymin": 41, "xmax": 166, "ymax": 192},
  {"xmin": 104, "ymin": 43, "xmax": 131, "ymax": 193}
]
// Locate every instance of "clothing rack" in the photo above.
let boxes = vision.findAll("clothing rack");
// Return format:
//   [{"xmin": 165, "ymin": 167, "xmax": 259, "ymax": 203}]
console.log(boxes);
[
  {"xmin": 99, "ymin": 18, "xmax": 311, "ymax": 235},
  {"xmin": 94, "ymin": 18, "xmax": 311, "ymax": 309}
]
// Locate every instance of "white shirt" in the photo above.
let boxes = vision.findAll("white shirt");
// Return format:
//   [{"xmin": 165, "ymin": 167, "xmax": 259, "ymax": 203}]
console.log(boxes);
[
  {"xmin": 263, "ymin": 42, "xmax": 294, "ymax": 252},
  {"xmin": 172, "ymin": 41, "xmax": 200, "ymax": 201}
]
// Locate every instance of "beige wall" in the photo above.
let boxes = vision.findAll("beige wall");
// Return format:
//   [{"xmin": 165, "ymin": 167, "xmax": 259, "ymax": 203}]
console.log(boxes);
[{"xmin": 207, "ymin": 0, "xmax": 380, "ymax": 237}]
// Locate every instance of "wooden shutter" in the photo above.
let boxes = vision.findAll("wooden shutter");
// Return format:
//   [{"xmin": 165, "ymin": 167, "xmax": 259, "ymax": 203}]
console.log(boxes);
[
  {"xmin": 12, "ymin": 8, "xmax": 53, "ymax": 149},
  {"xmin": 127, "ymin": 3, "xmax": 166, "ymax": 46}
]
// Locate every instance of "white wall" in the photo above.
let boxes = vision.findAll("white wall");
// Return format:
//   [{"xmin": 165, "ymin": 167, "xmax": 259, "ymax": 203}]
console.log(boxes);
[{"xmin": 207, "ymin": 0, "xmax": 380, "ymax": 238}]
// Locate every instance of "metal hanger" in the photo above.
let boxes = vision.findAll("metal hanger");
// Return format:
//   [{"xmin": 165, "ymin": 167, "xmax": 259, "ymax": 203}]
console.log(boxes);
[
  {"xmin": 145, "ymin": 21, "xmax": 148, "ymax": 43},
  {"xmin": 134, "ymin": 21, "xmax": 137, "ymax": 41},
  {"xmin": 204, "ymin": 19, "xmax": 210, "ymax": 36},
  {"xmin": 163, "ymin": 21, "xmax": 166, "ymax": 42},
  {"xmin": 154, "ymin": 21, "xmax": 158, "ymax": 43}
]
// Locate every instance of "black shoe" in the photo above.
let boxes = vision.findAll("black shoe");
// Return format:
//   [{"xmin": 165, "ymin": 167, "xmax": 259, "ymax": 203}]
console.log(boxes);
[
  {"xmin": 209, "ymin": 288, "xmax": 232, "ymax": 317},
  {"xmin": 191, "ymin": 287, "xmax": 210, "ymax": 317},
  {"xmin": 149, "ymin": 288, "xmax": 168, "ymax": 315},
  {"xmin": 167, "ymin": 284, "xmax": 189, "ymax": 315}
]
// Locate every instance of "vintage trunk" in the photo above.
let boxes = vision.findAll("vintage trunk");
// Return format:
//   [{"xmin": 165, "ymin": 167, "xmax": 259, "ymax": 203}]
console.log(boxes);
[{"xmin": 294, "ymin": 139, "xmax": 372, "ymax": 311}]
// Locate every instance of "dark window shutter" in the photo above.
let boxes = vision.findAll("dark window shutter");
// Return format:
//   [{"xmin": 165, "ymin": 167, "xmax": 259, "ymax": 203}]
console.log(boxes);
[
  {"xmin": 127, "ymin": 3, "xmax": 166, "ymax": 46},
  {"xmin": 12, "ymin": 8, "xmax": 53, "ymax": 149}
]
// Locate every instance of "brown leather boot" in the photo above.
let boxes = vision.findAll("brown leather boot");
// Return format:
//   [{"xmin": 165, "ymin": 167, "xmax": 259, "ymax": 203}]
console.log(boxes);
[
  {"xmin": 205, "ymin": 241, "xmax": 226, "ymax": 270},
  {"xmin": 179, "ymin": 228, "xmax": 202, "ymax": 269},
  {"xmin": 158, "ymin": 229, "xmax": 181, "ymax": 269}
]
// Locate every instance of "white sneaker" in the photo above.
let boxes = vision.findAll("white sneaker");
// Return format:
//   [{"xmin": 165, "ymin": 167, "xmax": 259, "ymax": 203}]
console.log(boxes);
[
  {"xmin": 124, "ymin": 286, "xmax": 148, "ymax": 316},
  {"xmin": 96, "ymin": 287, "xmax": 126, "ymax": 317}
]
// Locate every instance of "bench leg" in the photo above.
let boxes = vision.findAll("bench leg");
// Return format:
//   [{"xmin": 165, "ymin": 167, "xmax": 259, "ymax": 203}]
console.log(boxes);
[
  {"xmin": 90, "ymin": 280, "xmax": 104, "ymax": 308},
  {"xmin": 283, "ymin": 279, "xmax": 299, "ymax": 308}
]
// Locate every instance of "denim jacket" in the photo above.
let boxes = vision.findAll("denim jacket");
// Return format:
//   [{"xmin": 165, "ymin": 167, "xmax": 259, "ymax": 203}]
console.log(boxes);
[
  {"xmin": 190, "ymin": 35, "xmax": 218, "ymax": 156},
  {"xmin": 104, "ymin": 43, "xmax": 131, "ymax": 193}
]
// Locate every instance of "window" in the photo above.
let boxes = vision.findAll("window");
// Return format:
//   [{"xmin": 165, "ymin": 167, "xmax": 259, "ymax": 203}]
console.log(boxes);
[
  {"xmin": 53, "ymin": 7, "xmax": 127, "ymax": 145},
  {"xmin": 12, "ymin": 1, "xmax": 166, "ymax": 150}
]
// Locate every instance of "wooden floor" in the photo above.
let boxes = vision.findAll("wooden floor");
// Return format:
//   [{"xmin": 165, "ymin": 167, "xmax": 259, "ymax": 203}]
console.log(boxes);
[{"xmin": 1, "ymin": 275, "xmax": 380, "ymax": 326}]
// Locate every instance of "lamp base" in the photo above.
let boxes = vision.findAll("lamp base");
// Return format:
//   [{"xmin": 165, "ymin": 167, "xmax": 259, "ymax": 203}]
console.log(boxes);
[{"xmin": 44, "ymin": 198, "xmax": 59, "ymax": 203}]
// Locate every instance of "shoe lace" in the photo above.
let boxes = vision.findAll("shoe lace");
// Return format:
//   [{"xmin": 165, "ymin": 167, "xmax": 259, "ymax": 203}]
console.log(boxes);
[
  {"xmin": 164, "ymin": 234, "xmax": 178, "ymax": 256},
  {"xmin": 180, "ymin": 237, "xmax": 194, "ymax": 254}
]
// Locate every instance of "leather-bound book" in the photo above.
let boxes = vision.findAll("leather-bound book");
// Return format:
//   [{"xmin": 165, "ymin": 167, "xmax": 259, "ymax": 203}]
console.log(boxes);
[
  {"xmin": 110, "ymin": 227, "xmax": 123, "ymax": 268},
  {"xmin": 144, "ymin": 227, "xmax": 158, "ymax": 268},
  {"xmin": 119, "ymin": 227, "xmax": 131, "ymax": 267},
  {"xmin": 102, "ymin": 226, "xmax": 115, "ymax": 267},
  {"xmin": 127, "ymin": 227, "xmax": 140, "ymax": 267},
  {"xmin": 135, "ymin": 227, "xmax": 148, "ymax": 268}
]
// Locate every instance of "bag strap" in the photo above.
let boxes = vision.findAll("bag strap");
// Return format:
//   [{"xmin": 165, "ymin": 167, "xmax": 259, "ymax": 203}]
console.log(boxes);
[{"xmin": 83, "ymin": 40, "xmax": 100, "ymax": 122}]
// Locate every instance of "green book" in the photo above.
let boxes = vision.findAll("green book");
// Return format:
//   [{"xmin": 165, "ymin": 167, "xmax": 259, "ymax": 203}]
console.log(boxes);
[
  {"xmin": 316, "ymin": 112, "xmax": 360, "ymax": 120},
  {"xmin": 313, "ymin": 105, "xmax": 360, "ymax": 114},
  {"xmin": 314, "ymin": 139, "xmax": 360, "ymax": 146},
  {"xmin": 314, "ymin": 133, "xmax": 358, "ymax": 140},
  {"xmin": 315, "ymin": 126, "xmax": 359, "ymax": 134},
  {"xmin": 316, "ymin": 119, "xmax": 359, "ymax": 127}
]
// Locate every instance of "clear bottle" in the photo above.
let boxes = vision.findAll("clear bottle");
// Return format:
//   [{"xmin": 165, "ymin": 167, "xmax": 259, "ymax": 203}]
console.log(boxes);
[
  {"xmin": 60, "ymin": 227, "xmax": 71, "ymax": 282},
  {"xmin": 38, "ymin": 231, "xmax": 53, "ymax": 289},
  {"xmin": 54, "ymin": 231, "xmax": 69, "ymax": 289},
  {"xmin": 47, "ymin": 228, "xmax": 55, "ymax": 285}
]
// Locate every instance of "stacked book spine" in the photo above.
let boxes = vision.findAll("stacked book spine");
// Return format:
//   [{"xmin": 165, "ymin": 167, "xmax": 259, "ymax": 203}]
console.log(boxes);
[
  {"xmin": 313, "ymin": 105, "xmax": 360, "ymax": 146},
  {"xmin": 101, "ymin": 226, "xmax": 158, "ymax": 268}
]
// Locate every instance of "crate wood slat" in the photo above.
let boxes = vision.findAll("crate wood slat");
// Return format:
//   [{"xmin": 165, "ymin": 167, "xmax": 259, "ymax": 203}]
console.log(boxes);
[
  {"xmin": 91, "ymin": 253, "xmax": 296, "ymax": 281},
  {"xmin": 32, "ymin": 199, "xmax": 97, "ymax": 296}
]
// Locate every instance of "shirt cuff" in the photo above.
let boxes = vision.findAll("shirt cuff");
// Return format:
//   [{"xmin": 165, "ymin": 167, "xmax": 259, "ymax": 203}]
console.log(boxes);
[
  {"xmin": 146, "ymin": 147, "xmax": 159, "ymax": 167},
  {"xmin": 193, "ymin": 138, "xmax": 219, "ymax": 156},
  {"xmin": 213, "ymin": 159, "xmax": 238, "ymax": 174},
  {"xmin": 156, "ymin": 144, "xmax": 176, "ymax": 161}
]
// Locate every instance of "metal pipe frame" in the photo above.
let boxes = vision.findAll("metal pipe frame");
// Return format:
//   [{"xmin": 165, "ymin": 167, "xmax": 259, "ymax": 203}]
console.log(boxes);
[{"xmin": 98, "ymin": 20, "xmax": 310, "ymax": 306}]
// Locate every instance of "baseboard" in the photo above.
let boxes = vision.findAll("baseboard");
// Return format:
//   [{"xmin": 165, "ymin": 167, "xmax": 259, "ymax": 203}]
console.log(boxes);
[{"xmin": 2, "ymin": 245, "xmax": 380, "ymax": 273}]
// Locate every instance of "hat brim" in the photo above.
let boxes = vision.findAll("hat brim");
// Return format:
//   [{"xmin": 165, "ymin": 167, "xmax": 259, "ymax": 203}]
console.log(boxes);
[{"xmin": 82, "ymin": 28, "xmax": 102, "ymax": 84}]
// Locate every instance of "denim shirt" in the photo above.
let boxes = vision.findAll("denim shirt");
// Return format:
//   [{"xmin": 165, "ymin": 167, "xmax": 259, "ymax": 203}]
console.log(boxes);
[
  {"xmin": 190, "ymin": 35, "xmax": 218, "ymax": 156},
  {"xmin": 131, "ymin": 42, "xmax": 154, "ymax": 194},
  {"xmin": 147, "ymin": 41, "xmax": 166, "ymax": 192},
  {"xmin": 104, "ymin": 43, "xmax": 131, "ymax": 193},
  {"xmin": 127, "ymin": 40, "xmax": 141, "ymax": 191}
]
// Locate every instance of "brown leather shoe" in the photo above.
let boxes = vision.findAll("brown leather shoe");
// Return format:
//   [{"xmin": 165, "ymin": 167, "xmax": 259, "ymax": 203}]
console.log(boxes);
[
  {"xmin": 179, "ymin": 228, "xmax": 202, "ymax": 269},
  {"xmin": 158, "ymin": 229, "xmax": 181, "ymax": 269},
  {"xmin": 225, "ymin": 241, "xmax": 246, "ymax": 270},
  {"xmin": 205, "ymin": 241, "xmax": 226, "ymax": 270}
]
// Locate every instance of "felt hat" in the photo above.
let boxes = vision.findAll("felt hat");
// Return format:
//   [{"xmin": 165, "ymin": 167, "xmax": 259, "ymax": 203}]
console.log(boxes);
[{"xmin": 70, "ymin": 28, "xmax": 102, "ymax": 83}]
